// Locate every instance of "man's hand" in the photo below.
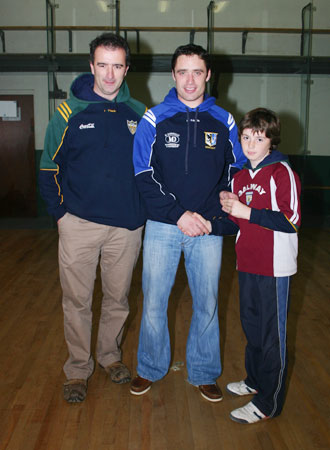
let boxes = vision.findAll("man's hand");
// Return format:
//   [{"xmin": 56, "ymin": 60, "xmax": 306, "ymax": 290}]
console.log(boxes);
[
  {"xmin": 177, "ymin": 211, "xmax": 210, "ymax": 237},
  {"xmin": 57, "ymin": 212, "xmax": 67, "ymax": 225},
  {"xmin": 221, "ymin": 199, "xmax": 251, "ymax": 220},
  {"xmin": 193, "ymin": 212, "xmax": 212, "ymax": 233}
]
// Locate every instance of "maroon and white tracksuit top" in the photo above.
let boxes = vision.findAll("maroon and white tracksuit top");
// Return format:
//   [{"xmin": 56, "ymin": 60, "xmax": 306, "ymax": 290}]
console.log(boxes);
[{"xmin": 229, "ymin": 150, "xmax": 301, "ymax": 277}]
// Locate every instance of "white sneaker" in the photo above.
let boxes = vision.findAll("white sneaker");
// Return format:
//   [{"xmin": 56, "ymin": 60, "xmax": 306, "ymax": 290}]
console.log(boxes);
[
  {"xmin": 226, "ymin": 380, "xmax": 258, "ymax": 396},
  {"xmin": 230, "ymin": 401, "xmax": 267, "ymax": 424}
]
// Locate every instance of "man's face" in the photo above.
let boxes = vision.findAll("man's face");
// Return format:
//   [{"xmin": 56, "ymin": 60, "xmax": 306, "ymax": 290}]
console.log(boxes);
[
  {"xmin": 241, "ymin": 129, "xmax": 271, "ymax": 168},
  {"xmin": 172, "ymin": 54, "xmax": 211, "ymax": 108},
  {"xmin": 90, "ymin": 45, "xmax": 128, "ymax": 101}
]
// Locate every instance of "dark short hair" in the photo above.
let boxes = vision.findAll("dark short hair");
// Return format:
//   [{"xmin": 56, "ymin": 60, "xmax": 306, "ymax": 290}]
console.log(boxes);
[
  {"xmin": 89, "ymin": 33, "xmax": 131, "ymax": 66},
  {"xmin": 238, "ymin": 108, "xmax": 281, "ymax": 149},
  {"xmin": 171, "ymin": 43, "xmax": 211, "ymax": 72}
]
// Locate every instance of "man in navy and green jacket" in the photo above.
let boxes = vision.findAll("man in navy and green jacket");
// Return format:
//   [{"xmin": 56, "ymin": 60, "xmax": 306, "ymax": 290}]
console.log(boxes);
[{"xmin": 39, "ymin": 33, "xmax": 146, "ymax": 402}]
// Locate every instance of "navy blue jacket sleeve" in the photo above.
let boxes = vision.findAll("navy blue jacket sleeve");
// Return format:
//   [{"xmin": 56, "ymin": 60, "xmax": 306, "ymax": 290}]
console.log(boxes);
[
  {"xmin": 250, "ymin": 209, "xmax": 298, "ymax": 233},
  {"xmin": 39, "ymin": 111, "xmax": 68, "ymax": 221},
  {"xmin": 210, "ymin": 215, "xmax": 239, "ymax": 236}
]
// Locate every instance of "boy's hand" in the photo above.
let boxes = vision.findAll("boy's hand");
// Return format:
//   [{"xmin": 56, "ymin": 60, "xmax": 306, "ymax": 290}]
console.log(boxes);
[
  {"xmin": 219, "ymin": 190, "xmax": 238, "ymax": 207},
  {"xmin": 192, "ymin": 213, "xmax": 212, "ymax": 233},
  {"xmin": 222, "ymin": 199, "xmax": 251, "ymax": 220}
]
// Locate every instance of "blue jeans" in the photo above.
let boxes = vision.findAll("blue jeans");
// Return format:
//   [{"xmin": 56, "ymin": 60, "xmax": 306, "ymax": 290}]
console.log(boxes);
[{"xmin": 137, "ymin": 220, "xmax": 223, "ymax": 385}]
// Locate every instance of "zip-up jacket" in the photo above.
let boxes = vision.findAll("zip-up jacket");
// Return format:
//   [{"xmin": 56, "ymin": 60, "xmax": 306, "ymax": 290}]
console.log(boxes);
[
  {"xmin": 39, "ymin": 73, "xmax": 147, "ymax": 229},
  {"xmin": 133, "ymin": 87, "xmax": 246, "ymax": 224},
  {"xmin": 211, "ymin": 150, "xmax": 301, "ymax": 276}
]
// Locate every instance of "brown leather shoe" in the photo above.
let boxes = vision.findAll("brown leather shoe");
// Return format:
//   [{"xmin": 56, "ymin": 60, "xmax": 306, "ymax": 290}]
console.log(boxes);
[
  {"xmin": 103, "ymin": 361, "xmax": 131, "ymax": 384},
  {"xmin": 199, "ymin": 384, "xmax": 223, "ymax": 402},
  {"xmin": 130, "ymin": 375, "xmax": 153, "ymax": 395}
]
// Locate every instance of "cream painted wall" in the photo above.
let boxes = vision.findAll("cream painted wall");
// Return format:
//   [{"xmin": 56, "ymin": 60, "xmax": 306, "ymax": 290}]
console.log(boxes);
[
  {"xmin": 1, "ymin": 0, "xmax": 329, "ymax": 54},
  {"xmin": 0, "ymin": 0, "xmax": 329, "ymax": 155}
]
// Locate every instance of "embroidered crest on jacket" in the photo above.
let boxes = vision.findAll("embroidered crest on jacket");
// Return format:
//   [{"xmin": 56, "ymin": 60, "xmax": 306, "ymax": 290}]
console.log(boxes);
[
  {"xmin": 127, "ymin": 120, "xmax": 137, "ymax": 135},
  {"xmin": 204, "ymin": 132, "xmax": 218, "ymax": 149},
  {"xmin": 245, "ymin": 192, "xmax": 253, "ymax": 205},
  {"xmin": 165, "ymin": 132, "xmax": 180, "ymax": 148}
]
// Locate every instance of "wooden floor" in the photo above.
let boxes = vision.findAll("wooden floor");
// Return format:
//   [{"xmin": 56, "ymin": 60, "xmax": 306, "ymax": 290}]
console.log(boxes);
[{"xmin": 0, "ymin": 227, "xmax": 329, "ymax": 450}]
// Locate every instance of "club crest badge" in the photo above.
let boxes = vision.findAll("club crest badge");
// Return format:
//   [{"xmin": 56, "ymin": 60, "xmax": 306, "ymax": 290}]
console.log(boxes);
[
  {"xmin": 245, "ymin": 191, "xmax": 253, "ymax": 205},
  {"xmin": 127, "ymin": 120, "xmax": 137, "ymax": 135},
  {"xmin": 204, "ymin": 132, "xmax": 218, "ymax": 149},
  {"xmin": 165, "ymin": 132, "xmax": 180, "ymax": 148}
]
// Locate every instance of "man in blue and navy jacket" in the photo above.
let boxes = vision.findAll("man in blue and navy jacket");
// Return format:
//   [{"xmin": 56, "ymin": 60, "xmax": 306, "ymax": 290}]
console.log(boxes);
[
  {"xmin": 130, "ymin": 43, "xmax": 246, "ymax": 401},
  {"xmin": 39, "ymin": 33, "xmax": 147, "ymax": 403}
]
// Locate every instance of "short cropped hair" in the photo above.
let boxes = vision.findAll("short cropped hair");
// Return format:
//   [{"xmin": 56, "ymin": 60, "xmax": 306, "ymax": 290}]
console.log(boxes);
[
  {"xmin": 238, "ymin": 108, "xmax": 281, "ymax": 149},
  {"xmin": 171, "ymin": 43, "xmax": 211, "ymax": 72},
  {"xmin": 89, "ymin": 33, "xmax": 131, "ymax": 66}
]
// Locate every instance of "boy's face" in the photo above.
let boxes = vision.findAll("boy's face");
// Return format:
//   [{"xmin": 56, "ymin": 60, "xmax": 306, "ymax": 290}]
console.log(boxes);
[
  {"xmin": 241, "ymin": 128, "xmax": 271, "ymax": 168},
  {"xmin": 172, "ymin": 54, "xmax": 211, "ymax": 108}
]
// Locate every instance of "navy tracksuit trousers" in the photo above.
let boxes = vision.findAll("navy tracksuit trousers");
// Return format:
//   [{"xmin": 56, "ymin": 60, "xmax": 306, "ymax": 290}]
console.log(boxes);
[{"xmin": 238, "ymin": 272, "xmax": 291, "ymax": 417}]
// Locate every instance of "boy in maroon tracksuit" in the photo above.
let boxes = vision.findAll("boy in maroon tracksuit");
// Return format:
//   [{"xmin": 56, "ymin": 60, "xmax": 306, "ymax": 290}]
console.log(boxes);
[{"xmin": 197, "ymin": 108, "xmax": 301, "ymax": 423}]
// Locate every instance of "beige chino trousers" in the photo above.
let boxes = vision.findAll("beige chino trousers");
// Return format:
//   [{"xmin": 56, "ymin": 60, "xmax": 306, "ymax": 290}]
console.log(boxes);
[{"xmin": 58, "ymin": 213, "xmax": 143, "ymax": 380}]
